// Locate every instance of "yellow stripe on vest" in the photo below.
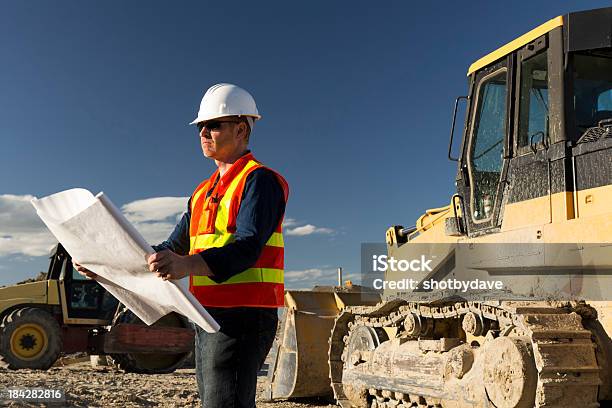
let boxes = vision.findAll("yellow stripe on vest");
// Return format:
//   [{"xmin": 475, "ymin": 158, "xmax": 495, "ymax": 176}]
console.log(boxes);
[
  {"xmin": 190, "ymin": 160, "xmax": 260, "ymax": 252},
  {"xmin": 191, "ymin": 232, "xmax": 283, "ymax": 251},
  {"xmin": 192, "ymin": 267, "xmax": 284, "ymax": 286},
  {"xmin": 265, "ymin": 232, "xmax": 283, "ymax": 247},
  {"xmin": 191, "ymin": 234, "xmax": 234, "ymax": 250}
]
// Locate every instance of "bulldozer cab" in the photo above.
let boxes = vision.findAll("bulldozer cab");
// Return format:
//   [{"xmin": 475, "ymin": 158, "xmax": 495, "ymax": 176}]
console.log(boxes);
[
  {"xmin": 49, "ymin": 244, "xmax": 118, "ymax": 325},
  {"xmin": 451, "ymin": 7, "xmax": 612, "ymax": 238}
]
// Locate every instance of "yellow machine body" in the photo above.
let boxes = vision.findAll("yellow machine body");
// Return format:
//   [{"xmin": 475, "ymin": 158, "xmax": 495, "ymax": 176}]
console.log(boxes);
[{"xmin": 269, "ymin": 7, "xmax": 612, "ymax": 407}]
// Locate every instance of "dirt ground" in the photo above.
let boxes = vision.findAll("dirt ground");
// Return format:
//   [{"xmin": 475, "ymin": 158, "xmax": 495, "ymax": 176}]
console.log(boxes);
[{"xmin": 0, "ymin": 360, "xmax": 336, "ymax": 408}]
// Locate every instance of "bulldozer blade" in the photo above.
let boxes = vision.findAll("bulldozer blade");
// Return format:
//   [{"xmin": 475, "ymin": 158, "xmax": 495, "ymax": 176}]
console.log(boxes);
[{"xmin": 265, "ymin": 289, "xmax": 380, "ymax": 400}]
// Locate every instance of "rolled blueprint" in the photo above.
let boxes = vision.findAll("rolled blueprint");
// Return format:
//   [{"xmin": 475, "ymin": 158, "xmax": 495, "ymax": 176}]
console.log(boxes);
[{"xmin": 31, "ymin": 188, "xmax": 219, "ymax": 332}]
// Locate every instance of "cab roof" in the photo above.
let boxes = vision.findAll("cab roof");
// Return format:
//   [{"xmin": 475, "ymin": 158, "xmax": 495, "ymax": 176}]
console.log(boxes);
[{"xmin": 467, "ymin": 15, "xmax": 563, "ymax": 76}]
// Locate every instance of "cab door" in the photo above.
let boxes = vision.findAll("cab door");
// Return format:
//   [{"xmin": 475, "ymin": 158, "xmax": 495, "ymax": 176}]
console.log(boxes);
[
  {"xmin": 502, "ymin": 36, "xmax": 553, "ymax": 229},
  {"xmin": 58, "ymin": 257, "xmax": 118, "ymax": 325},
  {"xmin": 457, "ymin": 58, "xmax": 512, "ymax": 237}
]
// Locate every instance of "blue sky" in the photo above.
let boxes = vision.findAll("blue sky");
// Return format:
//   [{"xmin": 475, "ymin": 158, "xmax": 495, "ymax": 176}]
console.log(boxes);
[{"xmin": 0, "ymin": 0, "xmax": 609, "ymax": 288}]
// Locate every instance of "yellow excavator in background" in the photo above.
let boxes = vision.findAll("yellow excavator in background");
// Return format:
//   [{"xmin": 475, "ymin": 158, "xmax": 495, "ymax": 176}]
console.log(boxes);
[
  {"xmin": 267, "ymin": 6, "xmax": 612, "ymax": 407},
  {"xmin": 0, "ymin": 244, "xmax": 193, "ymax": 373}
]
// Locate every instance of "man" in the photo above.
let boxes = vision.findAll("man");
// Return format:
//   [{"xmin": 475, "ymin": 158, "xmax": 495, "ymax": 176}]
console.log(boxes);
[{"xmin": 77, "ymin": 83, "xmax": 288, "ymax": 408}]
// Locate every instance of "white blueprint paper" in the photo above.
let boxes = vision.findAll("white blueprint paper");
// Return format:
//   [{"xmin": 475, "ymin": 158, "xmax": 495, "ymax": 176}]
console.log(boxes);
[{"xmin": 31, "ymin": 188, "xmax": 219, "ymax": 333}]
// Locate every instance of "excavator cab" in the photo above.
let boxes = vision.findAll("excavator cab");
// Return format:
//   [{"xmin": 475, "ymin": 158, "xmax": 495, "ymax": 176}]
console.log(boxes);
[{"xmin": 47, "ymin": 244, "xmax": 119, "ymax": 324}]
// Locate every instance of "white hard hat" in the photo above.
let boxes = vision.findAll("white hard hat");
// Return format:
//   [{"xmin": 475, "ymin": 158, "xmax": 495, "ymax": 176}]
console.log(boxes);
[{"xmin": 189, "ymin": 83, "xmax": 261, "ymax": 125}]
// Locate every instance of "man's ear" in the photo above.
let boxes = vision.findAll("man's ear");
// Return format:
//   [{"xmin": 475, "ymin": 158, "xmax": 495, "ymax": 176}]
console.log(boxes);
[{"xmin": 237, "ymin": 122, "xmax": 249, "ymax": 143}]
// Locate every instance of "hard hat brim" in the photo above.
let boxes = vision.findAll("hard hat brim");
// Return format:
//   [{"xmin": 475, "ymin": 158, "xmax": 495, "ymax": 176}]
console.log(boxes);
[{"xmin": 189, "ymin": 113, "xmax": 262, "ymax": 126}]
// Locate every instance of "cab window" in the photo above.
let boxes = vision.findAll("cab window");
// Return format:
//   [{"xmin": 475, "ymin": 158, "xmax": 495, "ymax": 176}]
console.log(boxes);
[
  {"xmin": 518, "ymin": 51, "xmax": 549, "ymax": 149},
  {"xmin": 597, "ymin": 89, "xmax": 612, "ymax": 111},
  {"xmin": 468, "ymin": 69, "xmax": 507, "ymax": 222},
  {"xmin": 572, "ymin": 51, "xmax": 612, "ymax": 137}
]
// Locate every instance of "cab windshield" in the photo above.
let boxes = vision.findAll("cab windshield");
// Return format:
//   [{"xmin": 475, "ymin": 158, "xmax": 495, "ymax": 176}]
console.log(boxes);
[{"xmin": 572, "ymin": 50, "xmax": 612, "ymax": 138}]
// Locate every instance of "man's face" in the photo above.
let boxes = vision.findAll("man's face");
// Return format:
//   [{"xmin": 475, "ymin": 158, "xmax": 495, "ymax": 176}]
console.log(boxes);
[{"xmin": 198, "ymin": 117, "xmax": 247, "ymax": 161}]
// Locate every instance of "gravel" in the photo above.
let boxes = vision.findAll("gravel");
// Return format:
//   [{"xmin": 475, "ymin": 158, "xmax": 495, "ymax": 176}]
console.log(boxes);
[{"xmin": 0, "ymin": 361, "xmax": 336, "ymax": 408}]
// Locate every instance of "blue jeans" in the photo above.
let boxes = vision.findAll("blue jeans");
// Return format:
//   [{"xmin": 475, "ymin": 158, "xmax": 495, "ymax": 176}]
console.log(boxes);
[{"xmin": 194, "ymin": 307, "xmax": 278, "ymax": 408}]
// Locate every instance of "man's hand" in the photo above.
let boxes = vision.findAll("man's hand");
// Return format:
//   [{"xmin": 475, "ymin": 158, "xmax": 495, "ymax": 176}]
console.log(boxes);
[
  {"xmin": 74, "ymin": 262, "xmax": 97, "ymax": 279},
  {"xmin": 146, "ymin": 250, "xmax": 212, "ymax": 281}
]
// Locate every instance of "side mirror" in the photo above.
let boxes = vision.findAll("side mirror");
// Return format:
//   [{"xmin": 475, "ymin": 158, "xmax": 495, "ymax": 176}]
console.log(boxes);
[
  {"xmin": 448, "ymin": 96, "xmax": 468, "ymax": 161},
  {"xmin": 446, "ymin": 195, "xmax": 467, "ymax": 237}
]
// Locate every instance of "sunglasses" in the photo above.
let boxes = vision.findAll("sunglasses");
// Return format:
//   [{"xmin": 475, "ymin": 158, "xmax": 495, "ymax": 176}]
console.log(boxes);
[{"xmin": 197, "ymin": 120, "xmax": 240, "ymax": 134}]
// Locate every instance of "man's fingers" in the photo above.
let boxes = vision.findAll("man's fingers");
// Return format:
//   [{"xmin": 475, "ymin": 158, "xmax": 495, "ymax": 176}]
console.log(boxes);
[
  {"xmin": 76, "ymin": 265, "xmax": 92, "ymax": 274},
  {"xmin": 146, "ymin": 252, "xmax": 158, "ymax": 264},
  {"xmin": 149, "ymin": 258, "xmax": 170, "ymax": 273},
  {"xmin": 78, "ymin": 270, "xmax": 97, "ymax": 279},
  {"xmin": 147, "ymin": 250, "xmax": 171, "ymax": 265},
  {"xmin": 146, "ymin": 250, "xmax": 184, "ymax": 281},
  {"xmin": 73, "ymin": 262, "xmax": 97, "ymax": 278},
  {"xmin": 150, "ymin": 253, "xmax": 175, "ymax": 274},
  {"xmin": 156, "ymin": 270, "xmax": 172, "ymax": 280}
]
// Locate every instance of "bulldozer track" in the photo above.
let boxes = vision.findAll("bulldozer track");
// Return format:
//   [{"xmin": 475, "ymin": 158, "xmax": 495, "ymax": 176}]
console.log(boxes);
[{"xmin": 329, "ymin": 300, "xmax": 603, "ymax": 408}]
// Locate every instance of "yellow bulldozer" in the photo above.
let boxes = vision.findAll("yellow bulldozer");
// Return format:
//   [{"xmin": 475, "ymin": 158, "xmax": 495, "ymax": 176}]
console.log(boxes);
[
  {"xmin": 266, "ymin": 6, "xmax": 612, "ymax": 407},
  {"xmin": 0, "ymin": 243, "xmax": 194, "ymax": 373}
]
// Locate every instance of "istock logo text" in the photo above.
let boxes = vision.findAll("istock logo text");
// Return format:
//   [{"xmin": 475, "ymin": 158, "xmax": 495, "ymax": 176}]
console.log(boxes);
[{"xmin": 372, "ymin": 255, "xmax": 433, "ymax": 272}]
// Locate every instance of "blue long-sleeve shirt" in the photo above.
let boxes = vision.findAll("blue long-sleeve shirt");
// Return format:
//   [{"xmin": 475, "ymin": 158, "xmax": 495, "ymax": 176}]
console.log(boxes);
[{"xmin": 153, "ymin": 168, "xmax": 285, "ymax": 283}]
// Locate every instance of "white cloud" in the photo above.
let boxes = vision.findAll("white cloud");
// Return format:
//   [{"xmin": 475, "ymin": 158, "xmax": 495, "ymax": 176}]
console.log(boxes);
[
  {"xmin": 0, "ymin": 194, "xmax": 55, "ymax": 256},
  {"xmin": 283, "ymin": 217, "xmax": 334, "ymax": 236},
  {"xmin": 0, "ymin": 194, "xmax": 47, "ymax": 233},
  {"xmin": 283, "ymin": 267, "xmax": 360, "ymax": 289},
  {"xmin": 284, "ymin": 268, "xmax": 325, "ymax": 282},
  {"xmin": 282, "ymin": 218, "xmax": 298, "ymax": 228},
  {"xmin": 0, "ymin": 194, "xmax": 188, "ymax": 257},
  {"xmin": 121, "ymin": 197, "xmax": 188, "ymax": 245},
  {"xmin": 285, "ymin": 224, "xmax": 334, "ymax": 236},
  {"xmin": 122, "ymin": 197, "xmax": 187, "ymax": 224}
]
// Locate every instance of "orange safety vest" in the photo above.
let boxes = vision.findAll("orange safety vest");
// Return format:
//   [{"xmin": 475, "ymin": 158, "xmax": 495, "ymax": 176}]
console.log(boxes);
[{"xmin": 189, "ymin": 152, "xmax": 288, "ymax": 308}]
